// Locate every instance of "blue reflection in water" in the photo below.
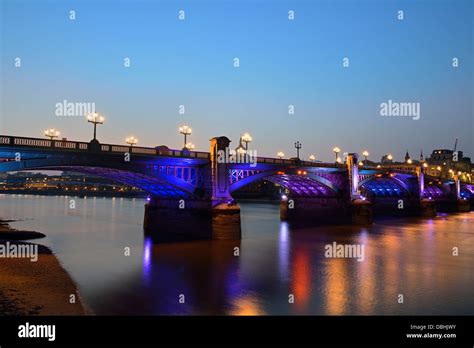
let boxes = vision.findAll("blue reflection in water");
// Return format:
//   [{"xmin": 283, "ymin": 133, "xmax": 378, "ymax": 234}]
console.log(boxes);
[
  {"xmin": 278, "ymin": 222, "xmax": 291, "ymax": 281},
  {"xmin": 143, "ymin": 236, "xmax": 152, "ymax": 281}
]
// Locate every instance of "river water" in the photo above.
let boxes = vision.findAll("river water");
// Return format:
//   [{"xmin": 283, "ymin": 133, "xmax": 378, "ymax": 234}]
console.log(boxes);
[{"xmin": 1, "ymin": 194, "xmax": 473, "ymax": 315}]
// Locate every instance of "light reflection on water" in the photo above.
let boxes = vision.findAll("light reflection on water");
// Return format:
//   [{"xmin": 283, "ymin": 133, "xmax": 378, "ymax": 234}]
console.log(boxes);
[{"xmin": 0, "ymin": 194, "xmax": 473, "ymax": 315}]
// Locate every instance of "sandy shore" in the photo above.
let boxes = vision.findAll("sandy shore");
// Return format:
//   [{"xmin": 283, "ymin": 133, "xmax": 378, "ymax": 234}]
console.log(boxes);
[{"xmin": 0, "ymin": 219, "xmax": 88, "ymax": 315}]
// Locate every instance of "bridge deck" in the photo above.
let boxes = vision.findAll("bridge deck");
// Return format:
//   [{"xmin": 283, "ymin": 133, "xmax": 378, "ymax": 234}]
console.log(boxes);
[{"xmin": 0, "ymin": 135, "xmax": 340, "ymax": 167}]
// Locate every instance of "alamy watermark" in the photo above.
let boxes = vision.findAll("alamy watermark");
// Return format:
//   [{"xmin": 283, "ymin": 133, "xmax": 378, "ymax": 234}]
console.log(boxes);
[
  {"xmin": 325, "ymin": 242, "xmax": 365, "ymax": 262},
  {"xmin": 0, "ymin": 241, "xmax": 38, "ymax": 262},
  {"xmin": 55, "ymin": 99, "xmax": 96, "ymax": 117},
  {"xmin": 217, "ymin": 148, "xmax": 257, "ymax": 167},
  {"xmin": 380, "ymin": 99, "xmax": 420, "ymax": 120}
]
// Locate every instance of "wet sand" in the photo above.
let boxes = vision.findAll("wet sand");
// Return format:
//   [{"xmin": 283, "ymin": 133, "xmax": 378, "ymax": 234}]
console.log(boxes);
[{"xmin": 0, "ymin": 219, "xmax": 88, "ymax": 315}]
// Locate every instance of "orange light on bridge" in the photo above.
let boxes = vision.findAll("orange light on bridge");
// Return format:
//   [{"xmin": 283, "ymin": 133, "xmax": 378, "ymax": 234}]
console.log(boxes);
[
  {"xmin": 303, "ymin": 171, "xmax": 307, "ymax": 175},
  {"xmin": 297, "ymin": 170, "xmax": 302, "ymax": 175},
  {"xmin": 277, "ymin": 171, "xmax": 285, "ymax": 175}
]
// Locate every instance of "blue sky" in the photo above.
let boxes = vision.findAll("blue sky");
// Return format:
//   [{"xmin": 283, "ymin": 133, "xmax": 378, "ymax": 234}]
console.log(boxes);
[{"xmin": 1, "ymin": 0, "xmax": 472, "ymax": 161}]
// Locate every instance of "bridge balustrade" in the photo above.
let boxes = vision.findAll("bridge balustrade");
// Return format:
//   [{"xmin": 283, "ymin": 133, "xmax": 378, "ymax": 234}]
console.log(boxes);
[
  {"xmin": 53, "ymin": 140, "xmax": 77, "ymax": 149},
  {"xmin": 14, "ymin": 137, "xmax": 51, "ymax": 147}
]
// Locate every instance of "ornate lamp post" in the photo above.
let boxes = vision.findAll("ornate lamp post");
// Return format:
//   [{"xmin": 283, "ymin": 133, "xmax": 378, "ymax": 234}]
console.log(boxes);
[
  {"xmin": 126, "ymin": 136, "xmax": 138, "ymax": 146},
  {"xmin": 309, "ymin": 154, "xmax": 316, "ymax": 162},
  {"xmin": 362, "ymin": 150, "xmax": 369, "ymax": 167},
  {"xmin": 44, "ymin": 128, "xmax": 60, "ymax": 140},
  {"xmin": 294, "ymin": 141, "xmax": 302, "ymax": 159},
  {"xmin": 179, "ymin": 125, "xmax": 192, "ymax": 149},
  {"xmin": 86, "ymin": 112, "xmax": 105, "ymax": 141},
  {"xmin": 277, "ymin": 151, "xmax": 285, "ymax": 159},
  {"xmin": 241, "ymin": 132, "xmax": 252, "ymax": 151},
  {"xmin": 333, "ymin": 146, "xmax": 340, "ymax": 163},
  {"xmin": 185, "ymin": 142, "xmax": 195, "ymax": 150}
]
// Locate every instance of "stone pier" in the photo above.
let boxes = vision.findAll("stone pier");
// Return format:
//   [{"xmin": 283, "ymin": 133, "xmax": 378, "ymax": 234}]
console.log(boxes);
[{"xmin": 143, "ymin": 136, "xmax": 242, "ymax": 241}]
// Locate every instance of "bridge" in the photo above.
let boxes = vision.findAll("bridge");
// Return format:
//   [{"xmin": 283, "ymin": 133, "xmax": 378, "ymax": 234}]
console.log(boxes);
[{"xmin": 0, "ymin": 134, "xmax": 472, "ymax": 241}]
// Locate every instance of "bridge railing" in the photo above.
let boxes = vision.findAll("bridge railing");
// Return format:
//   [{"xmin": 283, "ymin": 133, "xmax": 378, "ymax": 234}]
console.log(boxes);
[
  {"xmin": 256, "ymin": 156, "xmax": 343, "ymax": 168},
  {"xmin": 0, "ymin": 135, "xmax": 210, "ymax": 160},
  {"xmin": 257, "ymin": 157, "xmax": 294, "ymax": 165}
]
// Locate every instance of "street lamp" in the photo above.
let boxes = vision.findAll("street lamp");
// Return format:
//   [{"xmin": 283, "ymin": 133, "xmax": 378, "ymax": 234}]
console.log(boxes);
[
  {"xmin": 309, "ymin": 154, "xmax": 316, "ymax": 162},
  {"xmin": 333, "ymin": 146, "xmax": 340, "ymax": 162},
  {"xmin": 126, "ymin": 136, "xmax": 138, "ymax": 146},
  {"xmin": 241, "ymin": 132, "xmax": 252, "ymax": 150},
  {"xmin": 179, "ymin": 124, "xmax": 192, "ymax": 148},
  {"xmin": 336, "ymin": 157, "xmax": 342, "ymax": 163},
  {"xmin": 294, "ymin": 141, "xmax": 302, "ymax": 159},
  {"xmin": 407, "ymin": 158, "xmax": 413, "ymax": 164},
  {"xmin": 277, "ymin": 152, "xmax": 285, "ymax": 159},
  {"xmin": 235, "ymin": 136, "xmax": 246, "ymax": 154},
  {"xmin": 44, "ymin": 128, "xmax": 60, "ymax": 140},
  {"xmin": 86, "ymin": 112, "xmax": 105, "ymax": 141},
  {"xmin": 185, "ymin": 142, "xmax": 195, "ymax": 150},
  {"xmin": 387, "ymin": 154, "xmax": 393, "ymax": 161},
  {"xmin": 362, "ymin": 150, "xmax": 369, "ymax": 167}
]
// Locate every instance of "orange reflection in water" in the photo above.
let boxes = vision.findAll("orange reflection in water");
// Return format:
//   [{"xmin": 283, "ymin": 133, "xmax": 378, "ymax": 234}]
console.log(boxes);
[
  {"xmin": 324, "ymin": 259, "xmax": 348, "ymax": 315},
  {"xmin": 381, "ymin": 231, "xmax": 402, "ymax": 302},
  {"xmin": 291, "ymin": 248, "xmax": 311, "ymax": 311},
  {"xmin": 229, "ymin": 293, "xmax": 265, "ymax": 315}
]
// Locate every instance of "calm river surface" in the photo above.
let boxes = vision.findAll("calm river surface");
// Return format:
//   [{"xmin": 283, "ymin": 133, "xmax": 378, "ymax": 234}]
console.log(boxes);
[{"xmin": 1, "ymin": 194, "xmax": 473, "ymax": 315}]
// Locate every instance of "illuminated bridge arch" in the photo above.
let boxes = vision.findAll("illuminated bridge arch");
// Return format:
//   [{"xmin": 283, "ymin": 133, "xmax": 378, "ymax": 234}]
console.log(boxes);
[
  {"xmin": 461, "ymin": 184, "xmax": 474, "ymax": 199},
  {"xmin": 229, "ymin": 169, "xmax": 339, "ymax": 197},
  {"xmin": 423, "ymin": 180, "xmax": 453, "ymax": 200},
  {"xmin": 359, "ymin": 175, "xmax": 412, "ymax": 198},
  {"xmin": 0, "ymin": 160, "xmax": 200, "ymax": 199}
]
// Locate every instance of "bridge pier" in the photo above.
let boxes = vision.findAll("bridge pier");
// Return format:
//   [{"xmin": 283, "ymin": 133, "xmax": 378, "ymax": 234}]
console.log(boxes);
[
  {"xmin": 351, "ymin": 198, "xmax": 373, "ymax": 225},
  {"xmin": 279, "ymin": 196, "xmax": 351, "ymax": 224},
  {"xmin": 420, "ymin": 198, "xmax": 437, "ymax": 217},
  {"xmin": 212, "ymin": 203, "xmax": 241, "ymax": 240},
  {"xmin": 143, "ymin": 198, "xmax": 241, "ymax": 241},
  {"xmin": 143, "ymin": 136, "xmax": 242, "ymax": 241},
  {"xmin": 348, "ymin": 153, "xmax": 373, "ymax": 225},
  {"xmin": 143, "ymin": 198, "xmax": 213, "ymax": 241},
  {"xmin": 457, "ymin": 199, "xmax": 470, "ymax": 212},
  {"xmin": 454, "ymin": 174, "xmax": 471, "ymax": 212}
]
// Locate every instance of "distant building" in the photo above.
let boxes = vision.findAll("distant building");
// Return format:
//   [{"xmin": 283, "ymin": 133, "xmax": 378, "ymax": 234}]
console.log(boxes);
[
  {"xmin": 381, "ymin": 155, "xmax": 393, "ymax": 164},
  {"xmin": 428, "ymin": 149, "xmax": 471, "ymax": 172},
  {"xmin": 404, "ymin": 151, "xmax": 411, "ymax": 163},
  {"xmin": 424, "ymin": 149, "xmax": 472, "ymax": 180},
  {"xmin": 429, "ymin": 149, "xmax": 457, "ymax": 162}
]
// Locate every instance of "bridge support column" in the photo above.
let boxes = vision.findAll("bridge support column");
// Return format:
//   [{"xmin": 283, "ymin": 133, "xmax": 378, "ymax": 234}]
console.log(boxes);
[
  {"xmin": 143, "ymin": 198, "xmax": 213, "ymax": 242},
  {"xmin": 142, "ymin": 136, "xmax": 242, "ymax": 241},
  {"xmin": 454, "ymin": 174, "xmax": 470, "ymax": 212},
  {"xmin": 144, "ymin": 199, "xmax": 241, "ymax": 241},
  {"xmin": 209, "ymin": 136, "xmax": 241, "ymax": 239},
  {"xmin": 351, "ymin": 199, "xmax": 373, "ymax": 225},
  {"xmin": 420, "ymin": 198, "xmax": 437, "ymax": 217},
  {"xmin": 211, "ymin": 203, "xmax": 241, "ymax": 240},
  {"xmin": 279, "ymin": 196, "xmax": 351, "ymax": 225},
  {"xmin": 417, "ymin": 165, "xmax": 437, "ymax": 217},
  {"xmin": 348, "ymin": 153, "xmax": 373, "ymax": 225}
]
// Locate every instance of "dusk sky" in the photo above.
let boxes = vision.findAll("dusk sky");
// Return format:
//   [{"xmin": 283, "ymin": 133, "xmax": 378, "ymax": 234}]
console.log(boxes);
[{"xmin": 1, "ymin": 0, "xmax": 472, "ymax": 162}]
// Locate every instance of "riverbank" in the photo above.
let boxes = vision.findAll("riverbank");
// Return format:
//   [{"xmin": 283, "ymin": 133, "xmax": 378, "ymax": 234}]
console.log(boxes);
[{"xmin": 0, "ymin": 219, "xmax": 88, "ymax": 315}]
